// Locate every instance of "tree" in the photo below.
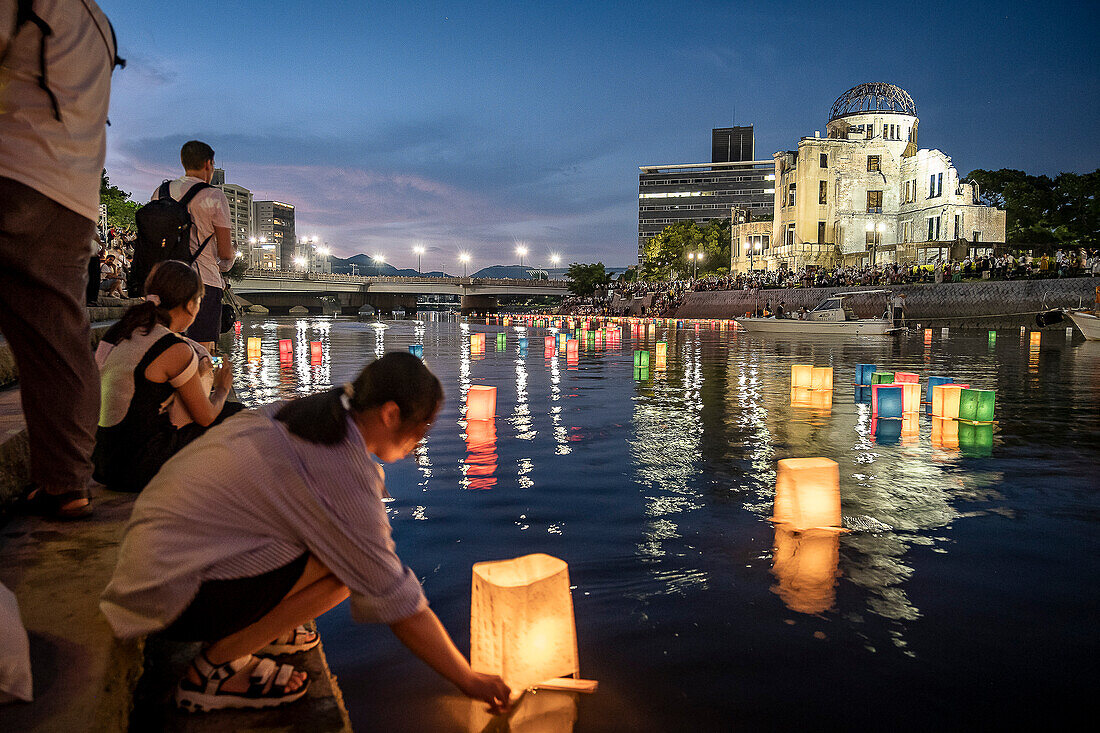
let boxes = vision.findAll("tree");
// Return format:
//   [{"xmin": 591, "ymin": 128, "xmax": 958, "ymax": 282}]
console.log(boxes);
[
  {"xmin": 966, "ymin": 168, "xmax": 1100, "ymax": 247},
  {"xmin": 641, "ymin": 218, "xmax": 731, "ymax": 279},
  {"xmin": 224, "ymin": 257, "xmax": 249, "ymax": 282},
  {"xmin": 100, "ymin": 169, "xmax": 140, "ymax": 232},
  {"xmin": 565, "ymin": 262, "xmax": 612, "ymax": 297}
]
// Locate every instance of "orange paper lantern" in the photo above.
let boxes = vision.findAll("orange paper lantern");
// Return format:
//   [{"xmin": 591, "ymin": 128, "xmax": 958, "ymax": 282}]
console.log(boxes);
[
  {"xmin": 791, "ymin": 364, "xmax": 813, "ymax": 389},
  {"xmin": 467, "ymin": 385, "xmax": 496, "ymax": 420},
  {"xmin": 246, "ymin": 337, "xmax": 261, "ymax": 360},
  {"xmin": 772, "ymin": 457, "xmax": 843, "ymax": 531},
  {"xmin": 901, "ymin": 382, "xmax": 921, "ymax": 412},
  {"xmin": 932, "ymin": 384, "xmax": 964, "ymax": 418},
  {"xmin": 772, "ymin": 526, "xmax": 840, "ymax": 615},
  {"xmin": 810, "ymin": 367, "xmax": 833, "ymax": 391}
]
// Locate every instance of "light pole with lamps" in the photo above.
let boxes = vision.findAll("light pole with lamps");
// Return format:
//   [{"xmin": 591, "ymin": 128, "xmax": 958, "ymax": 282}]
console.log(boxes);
[
  {"xmin": 865, "ymin": 221, "xmax": 886, "ymax": 267},
  {"xmin": 516, "ymin": 245, "xmax": 527, "ymax": 268},
  {"xmin": 750, "ymin": 240, "xmax": 762, "ymax": 272},
  {"xmin": 413, "ymin": 245, "xmax": 424, "ymax": 276},
  {"xmin": 459, "ymin": 252, "xmax": 470, "ymax": 278},
  {"xmin": 372, "ymin": 253, "xmax": 385, "ymax": 276}
]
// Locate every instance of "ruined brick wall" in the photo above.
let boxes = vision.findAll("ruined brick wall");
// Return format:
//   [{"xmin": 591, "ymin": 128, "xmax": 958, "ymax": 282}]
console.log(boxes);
[{"xmin": 673, "ymin": 277, "xmax": 1100, "ymax": 329}]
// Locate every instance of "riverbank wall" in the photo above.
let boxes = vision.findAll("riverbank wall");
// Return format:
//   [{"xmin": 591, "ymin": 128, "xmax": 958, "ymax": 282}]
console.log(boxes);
[{"xmin": 673, "ymin": 277, "xmax": 1100, "ymax": 330}]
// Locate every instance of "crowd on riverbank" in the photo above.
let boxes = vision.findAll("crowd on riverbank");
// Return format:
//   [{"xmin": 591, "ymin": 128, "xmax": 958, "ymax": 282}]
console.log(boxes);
[{"xmin": 565, "ymin": 249, "xmax": 1100, "ymax": 317}]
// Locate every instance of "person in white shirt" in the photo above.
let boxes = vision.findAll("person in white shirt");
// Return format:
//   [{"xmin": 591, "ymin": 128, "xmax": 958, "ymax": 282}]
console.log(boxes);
[
  {"xmin": 1, "ymin": 0, "xmax": 122, "ymax": 518},
  {"xmin": 151, "ymin": 141, "xmax": 235, "ymax": 354}
]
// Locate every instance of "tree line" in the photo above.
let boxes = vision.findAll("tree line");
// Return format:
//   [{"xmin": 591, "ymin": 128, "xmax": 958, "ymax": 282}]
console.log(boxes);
[{"xmin": 967, "ymin": 168, "xmax": 1099, "ymax": 247}]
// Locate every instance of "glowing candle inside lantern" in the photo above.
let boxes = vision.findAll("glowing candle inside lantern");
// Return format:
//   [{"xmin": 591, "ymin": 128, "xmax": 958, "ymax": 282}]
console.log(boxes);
[
  {"xmin": 791, "ymin": 364, "xmax": 813, "ymax": 389},
  {"xmin": 470, "ymin": 553, "xmax": 580, "ymax": 693},
  {"xmin": 310, "ymin": 341, "xmax": 323, "ymax": 362},
  {"xmin": 467, "ymin": 385, "xmax": 496, "ymax": 420},
  {"xmin": 772, "ymin": 457, "xmax": 842, "ymax": 531},
  {"xmin": 932, "ymin": 384, "xmax": 964, "ymax": 419},
  {"xmin": 924, "ymin": 328, "xmax": 933, "ymax": 343},
  {"xmin": 1029, "ymin": 331, "xmax": 1041, "ymax": 347},
  {"xmin": 566, "ymin": 339, "xmax": 578, "ymax": 361},
  {"xmin": 655, "ymin": 342, "xmax": 667, "ymax": 360},
  {"xmin": 958, "ymin": 388, "xmax": 996, "ymax": 423},
  {"xmin": 894, "ymin": 372, "xmax": 919, "ymax": 384},
  {"xmin": 811, "ymin": 367, "xmax": 833, "ymax": 391},
  {"xmin": 926, "ymin": 376, "xmax": 953, "ymax": 404},
  {"xmin": 544, "ymin": 335, "xmax": 555, "ymax": 355}
]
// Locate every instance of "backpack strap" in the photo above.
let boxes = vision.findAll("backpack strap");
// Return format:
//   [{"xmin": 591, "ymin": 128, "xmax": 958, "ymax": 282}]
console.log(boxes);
[
  {"xmin": 3, "ymin": 0, "xmax": 61, "ymax": 122},
  {"xmin": 176, "ymin": 182, "xmax": 214, "ymax": 264},
  {"xmin": 156, "ymin": 180, "xmax": 172, "ymax": 200}
]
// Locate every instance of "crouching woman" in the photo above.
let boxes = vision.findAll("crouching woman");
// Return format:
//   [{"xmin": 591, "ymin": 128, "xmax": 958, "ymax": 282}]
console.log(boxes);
[
  {"xmin": 93, "ymin": 260, "xmax": 240, "ymax": 492},
  {"xmin": 100, "ymin": 353, "xmax": 511, "ymax": 713}
]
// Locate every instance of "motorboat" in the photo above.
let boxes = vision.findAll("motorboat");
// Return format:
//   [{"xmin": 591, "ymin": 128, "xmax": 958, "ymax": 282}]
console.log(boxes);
[
  {"xmin": 735, "ymin": 290, "xmax": 899, "ymax": 336},
  {"xmin": 1066, "ymin": 309, "xmax": 1100, "ymax": 340}
]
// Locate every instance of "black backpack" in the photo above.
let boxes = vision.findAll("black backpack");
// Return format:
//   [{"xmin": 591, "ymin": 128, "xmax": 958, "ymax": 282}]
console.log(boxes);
[{"xmin": 131, "ymin": 181, "xmax": 214, "ymax": 295}]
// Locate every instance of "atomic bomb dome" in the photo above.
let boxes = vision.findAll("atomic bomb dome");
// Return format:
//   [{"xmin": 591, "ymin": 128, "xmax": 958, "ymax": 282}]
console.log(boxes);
[{"xmin": 829, "ymin": 82, "xmax": 917, "ymax": 121}]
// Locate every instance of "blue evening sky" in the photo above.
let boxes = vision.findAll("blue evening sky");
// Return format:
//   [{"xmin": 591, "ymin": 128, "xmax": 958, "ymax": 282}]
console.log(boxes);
[{"xmin": 99, "ymin": 0, "xmax": 1099, "ymax": 269}]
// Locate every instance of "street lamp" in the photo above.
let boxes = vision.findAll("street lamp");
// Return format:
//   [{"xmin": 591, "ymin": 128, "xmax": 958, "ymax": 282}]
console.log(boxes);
[
  {"xmin": 459, "ymin": 252, "xmax": 470, "ymax": 278},
  {"xmin": 372, "ymin": 252, "xmax": 385, "ymax": 276},
  {"xmin": 688, "ymin": 251, "xmax": 704, "ymax": 280},
  {"xmin": 516, "ymin": 244, "xmax": 528, "ymax": 268},
  {"xmin": 413, "ymin": 245, "xmax": 425, "ymax": 276},
  {"xmin": 293, "ymin": 255, "xmax": 307, "ymax": 271},
  {"xmin": 866, "ymin": 221, "xmax": 886, "ymax": 267},
  {"xmin": 750, "ymin": 240, "xmax": 762, "ymax": 272},
  {"xmin": 550, "ymin": 254, "xmax": 561, "ymax": 266}
]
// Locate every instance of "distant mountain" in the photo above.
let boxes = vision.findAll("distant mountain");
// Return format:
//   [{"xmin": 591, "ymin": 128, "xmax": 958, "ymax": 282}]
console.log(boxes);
[{"xmin": 329, "ymin": 255, "xmax": 630, "ymax": 279}]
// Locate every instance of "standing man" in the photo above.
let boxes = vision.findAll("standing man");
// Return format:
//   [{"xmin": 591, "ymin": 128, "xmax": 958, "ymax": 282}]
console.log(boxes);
[
  {"xmin": 152, "ymin": 141, "xmax": 234, "ymax": 354},
  {"xmin": 0, "ymin": 0, "xmax": 122, "ymax": 518}
]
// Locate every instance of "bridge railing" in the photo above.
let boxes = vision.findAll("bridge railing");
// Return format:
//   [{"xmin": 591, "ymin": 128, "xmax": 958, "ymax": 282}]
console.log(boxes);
[{"xmin": 242, "ymin": 268, "xmax": 568, "ymax": 287}]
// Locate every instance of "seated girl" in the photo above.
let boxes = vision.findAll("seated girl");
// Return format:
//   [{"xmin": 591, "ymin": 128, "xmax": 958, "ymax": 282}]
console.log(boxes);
[
  {"xmin": 92, "ymin": 260, "xmax": 242, "ymax": 493},
  {"xmin": 100, "ymin": 352, "xmax": 511, "ymax": 713}
]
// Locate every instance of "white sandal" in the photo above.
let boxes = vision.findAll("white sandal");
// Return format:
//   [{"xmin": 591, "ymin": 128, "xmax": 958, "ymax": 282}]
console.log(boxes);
[
  {"xmin": 260, "ymin": 624, "xmax": 320, "ymax": 655},
  {"xmin": 175, "ymin": 650, "xmax": 309, "ymax": 712}
]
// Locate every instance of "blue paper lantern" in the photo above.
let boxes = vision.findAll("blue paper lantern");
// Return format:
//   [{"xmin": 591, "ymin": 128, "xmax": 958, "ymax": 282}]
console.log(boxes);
[
  {"xmin": 855, "ymin": 363, "xmax": 877, "ymax": 385},
  {"xmin": 926, "ymin": 376, "xmax": 953, "ymax": 404},
  {"xmin": 409, "ymin": 344, "xmax": 424, "ymax": 358},
  {"xmin": 875, "ymin": 385, "xmax": 904, "ymax": 419},
  {"xmin": 518, "ymin": 337, "xmax": 529, "ymax": 349},
  {"xmin": 854, "ymin": 386, "xmax": 872, "ymax": 404}
]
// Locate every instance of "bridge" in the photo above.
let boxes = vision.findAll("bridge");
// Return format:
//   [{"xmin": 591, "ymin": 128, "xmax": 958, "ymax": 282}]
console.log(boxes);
[{"xmin": 232, "ymin": 269, "xmax": 570, "ymax": 315}]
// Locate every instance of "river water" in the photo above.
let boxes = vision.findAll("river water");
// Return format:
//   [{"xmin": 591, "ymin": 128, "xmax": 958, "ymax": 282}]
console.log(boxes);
[{"xmin": 230, "ymin": 316, "xmax": 1098, "ymax": 731}]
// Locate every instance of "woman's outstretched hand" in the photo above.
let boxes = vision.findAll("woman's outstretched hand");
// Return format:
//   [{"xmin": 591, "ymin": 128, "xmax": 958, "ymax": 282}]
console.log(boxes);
[{"xmin": 460, "ymin": 670, "xmax": 512, "ymax": 715}]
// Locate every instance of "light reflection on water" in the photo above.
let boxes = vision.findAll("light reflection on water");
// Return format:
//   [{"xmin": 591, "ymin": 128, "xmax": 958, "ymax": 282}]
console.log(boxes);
[{"xmin": 225, "ymin": 317, "xmax": 1100, "ymax": 731}]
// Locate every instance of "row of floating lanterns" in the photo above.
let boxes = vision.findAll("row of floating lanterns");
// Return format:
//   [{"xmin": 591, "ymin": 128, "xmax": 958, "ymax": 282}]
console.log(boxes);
[
  {"xmin": 245, "ymin": 337, "xmax": 325, "ymax": 364},
  {"xmin": 852, "ymin": 363, "xmax": 996, "ymax": 423}
]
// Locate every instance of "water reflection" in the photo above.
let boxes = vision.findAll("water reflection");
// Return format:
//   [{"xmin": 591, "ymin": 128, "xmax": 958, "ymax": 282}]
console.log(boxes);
[
  {"xmin": 463, "ymin": 418, "xmax": 498, "ymax": 491},
  {"xmin": 465, "ymin": 690, "xmax": 578, "ymax": 733}
]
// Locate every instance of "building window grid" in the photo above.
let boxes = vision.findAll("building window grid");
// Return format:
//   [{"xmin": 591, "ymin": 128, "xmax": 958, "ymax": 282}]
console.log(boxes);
[{"xmin": 866, "ymin": 190, "xmax": 883, "ymax": 213}]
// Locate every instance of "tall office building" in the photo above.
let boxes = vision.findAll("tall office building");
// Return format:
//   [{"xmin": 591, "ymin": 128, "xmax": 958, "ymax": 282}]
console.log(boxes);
[
  {"xmin": 711, "ymin": 125, "xmax": 755, "ymax": 163},
  {"xmin": 639, "ymin": 123, "xmax": 774, "ymax": 260},
  {"xmin": 252, "ymin": 200, "xmax": 296, "ymax": 269},
  {"xmin": 211, "ymin": 169, "xmax": 252, "ymax": 257}
]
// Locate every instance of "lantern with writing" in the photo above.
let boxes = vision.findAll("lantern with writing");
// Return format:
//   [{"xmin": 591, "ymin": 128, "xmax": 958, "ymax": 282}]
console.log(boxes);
[
  {"xmin": 559, "ymin": 333, "xmax": 568, "ymax": 351},
  {"xmin": 894, "ymin": 372, "xmax": 919, "ymax": 384},
  {"xmin": 233, "ymin": 321, "xmax": 242, "ymax": 335},
  {"xmin": 408, "ymin": 344, "xmax": 423, "ymax": 358},
  {"xmin": 871, "ymin": 384, "xmax": 904, "ymax": 418},
  {"xmin": 544, "ymin": 335, "xmax": 555, "ymax": 356},
  {"xmin": 467, "ymin": 385, "xmax": 497, "ymax": 421},
  {"xmin": 278, "ymin": 339, "xmax": 293, "ymax": 360},
  {"xmin": 900, "ymin": 382, "xmax": 921, "ymax": 413},
  {"xmin": 932, "ymin": 384, "xmax": 964, "ymax": 419},
  {"xmin": 924, "ymin": 328, "xmax": 933, "ymax": 344},
  {"xmin": 791, "ymin": 364, "xmax": 813, "ymax": 389},
  {"xmin": 247, "ymin": 337, "xmax": 261, "ymax": 360},
  {"xmin": 470, "ymin": 554, "xmax": 581, "ymax": 693},
  {"xmin": 958, "ymin": 388, "xmax": 996, "ymax": 423},
  {"xmin": 811, "ymin": 367, "xmax": 833, "ymax": 391},
  {"xmin": 855, "ymin": 364, "xmax": 877, "ymax": 386}
]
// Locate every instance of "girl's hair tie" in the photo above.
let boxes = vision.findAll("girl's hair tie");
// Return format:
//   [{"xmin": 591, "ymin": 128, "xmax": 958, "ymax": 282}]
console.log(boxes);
[{"xmin": 144, "ymin": 293, "xmax": 161, "ymax": 306}]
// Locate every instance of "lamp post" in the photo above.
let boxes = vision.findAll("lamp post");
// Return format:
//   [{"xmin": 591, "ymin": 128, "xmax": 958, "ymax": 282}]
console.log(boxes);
[
  {"xmin": 516, "ymin": 245, "xmax": 527, "ymax": 268},
  {"xmin": 751, "ymin": 240, "xmax": 762, "ymax": 272},
  {"xmin": 372, "ymin": 253, "xmax": 385, "ymax": 276},
  {"xmin": 460, "ymin": 252, "xmax": 470, "ymax": 278},
  {"xmin": 866, "ymin": 221, "xmax": 886, "ymax": 267},
  {"xmin": 414, "ymin": 245, "xmax": 424, "ymax": 276}
]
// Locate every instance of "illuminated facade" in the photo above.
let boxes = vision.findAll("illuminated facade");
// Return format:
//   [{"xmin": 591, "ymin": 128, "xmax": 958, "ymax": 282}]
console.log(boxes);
[
  {"xmin": 252, "ymin": 200, "xmax": 296, "ymax": 269},
  {"xmin": 732, "ymin": 82, "xmax": 1006, "ymax": 272},
  {"xmin": 211, "ymin": 169, "xmax": 253, "ymax": 259}
]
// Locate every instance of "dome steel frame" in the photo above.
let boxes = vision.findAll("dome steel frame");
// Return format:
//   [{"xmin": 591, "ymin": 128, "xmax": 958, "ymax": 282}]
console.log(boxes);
[{"xmin": 829, "ymin": 82, "xmax": 916, "ymax": 121}]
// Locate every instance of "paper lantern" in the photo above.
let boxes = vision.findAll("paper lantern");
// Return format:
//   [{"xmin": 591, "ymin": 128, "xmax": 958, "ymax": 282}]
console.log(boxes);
[
  {"xmin": 566, "ymin": 339, "xmax": 578, "ymax": 361},
  {"xmin": 544, "ymin": 335, "xmax": 555, "ymax": 354},
  {"xmin": 771, "ymin": 526, "xmax": 840, "ymax": 615},
  {"xmin": 989, "ymin": 331, "xmax": 997, "ymax": 345},
  {"xmin": 246, "ymin": 337, "xmax": 261, "ymax": 360},
  {"xmin": 470, "ymin": 554, "xmax": 580, "ymax": 693},
  {"xmin": 926, "ymin": 376, "xmax": 953, "ymax": 404},
  {"xmin": 894, "ymin": 372, "xmax": 919, "ymax": 384},
  {"xmin": 900, "ymin": 382, "xmax": 921, "ymax": 412},
  {"xmin": 772, "ymin": 457, "xmax": 842, "ymax": 531},
  {"xmin": 872, "ymin": 384, "xmax": 904, "ymax": 418},
  {"xmin": 924, "ymin": 328, "xmax": 933, "ymax": 343},
  {"xmin": 518, "ymin": 337, "xmax": 528, "ymax": 350},
  {"xmin": 278, "ymin": 339, "xmax": 293, "ymax": 357},
  {"xmin": 958, "ymin": 422, "xmax": 994, "ymax": 457},
  {"xmin": 958, "ymin": 388, "xmax": 996, "ymax": 423},
  {"xmin": 791, "ymin": 364, "xmax": 813, "ymax": 388},
  {"xmin": 655, "ymin": 342, "xmax": 667, "ymax": 360},
  {"xmin": 467, "ymin": 385, "xmax": 496, "ymax": 420},
  {"xmin": 1029, "ymin": 331, "xmax": 1041, "ymax": 347},
  {"xmin": 790, "ymin": 387, "xmax": 813, "ymax": 408},
  {"xmin": 931, "ymin": 417, "xmax": 959, "ymax": 449},
  {"xmin": 811, "ymin": 390, "xmax": 833, "ymax": 411},
  {"xmin": 811, "ymin": 367, "xmax": 833, "ymax": 391},
  {"xmin": 233, "ymin": 321, "xmax": 242, "ymax": 335},
  {"xmin": 408, "ymin": 344, "xmax": 423, "ymax": 358},
  {"xmin": 931, "ymin": 384, "xmax": 964, "ymax": 419},
  {"xmin": 634, "ymin": 350, "xmax": 650, "ymax": 368},
  {"xmin": 471, "ymin": 333, "xmax": 485, "ymax": 353},
  {"xmin": 497, "ymin": 332, "xmax": 507, "ymax": 350},
  {"xmin": 871, "ymin": 371, "xmax": 894, "ymax": 385},
  {"xmin": 942, "ymin": 327, "xmax": 949, "ymax": 336},
  {"xmin": 559, "ymin": 333, "xmax": 567, "ymax": 350},
  {"xmin": 855, "ymin": 364, "xmax": 877, "ymax": 386}
]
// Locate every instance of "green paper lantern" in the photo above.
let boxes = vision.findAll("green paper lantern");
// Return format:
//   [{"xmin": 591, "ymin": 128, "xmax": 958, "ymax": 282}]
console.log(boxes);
[
  {"xmin": 958, "ymin": 388, "xmax": 995, "ymax": 422},
  {"xmin": 871, "ymin": 372, "xmax": 894, "ymax": 385},
  {"xmin": 634, "ymin": 350, "xmax": 650, "ymax": 368}
]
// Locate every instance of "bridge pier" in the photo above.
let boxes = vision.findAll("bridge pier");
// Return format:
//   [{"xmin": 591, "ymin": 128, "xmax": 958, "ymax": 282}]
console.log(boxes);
[
  {"xmin": 460, "ymin": 295, "xmax": 498, "ymax": 315},
  {"xmin": 361, "ymin": 293, "xmax": 418, "ymax": 316}
]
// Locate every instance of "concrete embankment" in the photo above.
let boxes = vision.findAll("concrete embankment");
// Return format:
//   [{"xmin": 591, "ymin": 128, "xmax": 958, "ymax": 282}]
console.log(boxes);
[
  {"xmin": 674, "ymin": 277, "xmax": 1100, "ymax": 329},
  {"xmin": 0, "ymin": 309, "xmax": 352, "ymax": 731}
]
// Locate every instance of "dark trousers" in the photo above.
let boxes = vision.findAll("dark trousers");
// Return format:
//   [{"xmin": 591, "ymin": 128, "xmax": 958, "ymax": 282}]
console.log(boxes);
[{"xmin": 0, "ymin": 177, "xmax": 98, "ymax": 491}]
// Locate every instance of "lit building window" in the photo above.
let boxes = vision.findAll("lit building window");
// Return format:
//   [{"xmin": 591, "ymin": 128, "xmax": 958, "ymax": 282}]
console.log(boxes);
[{"xmin": 867, "ymin": 156, "xmax": 880, "ymax": 172}]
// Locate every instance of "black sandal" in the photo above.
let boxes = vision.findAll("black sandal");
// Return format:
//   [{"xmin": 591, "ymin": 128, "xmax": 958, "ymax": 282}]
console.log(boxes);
[
  {"xmin": 175, "ymin": 650, "xmax": 309, "ymax": 712},
  {"xmin": 20, "ymin": 486, "xmax": 92, "ymax": 519}
]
